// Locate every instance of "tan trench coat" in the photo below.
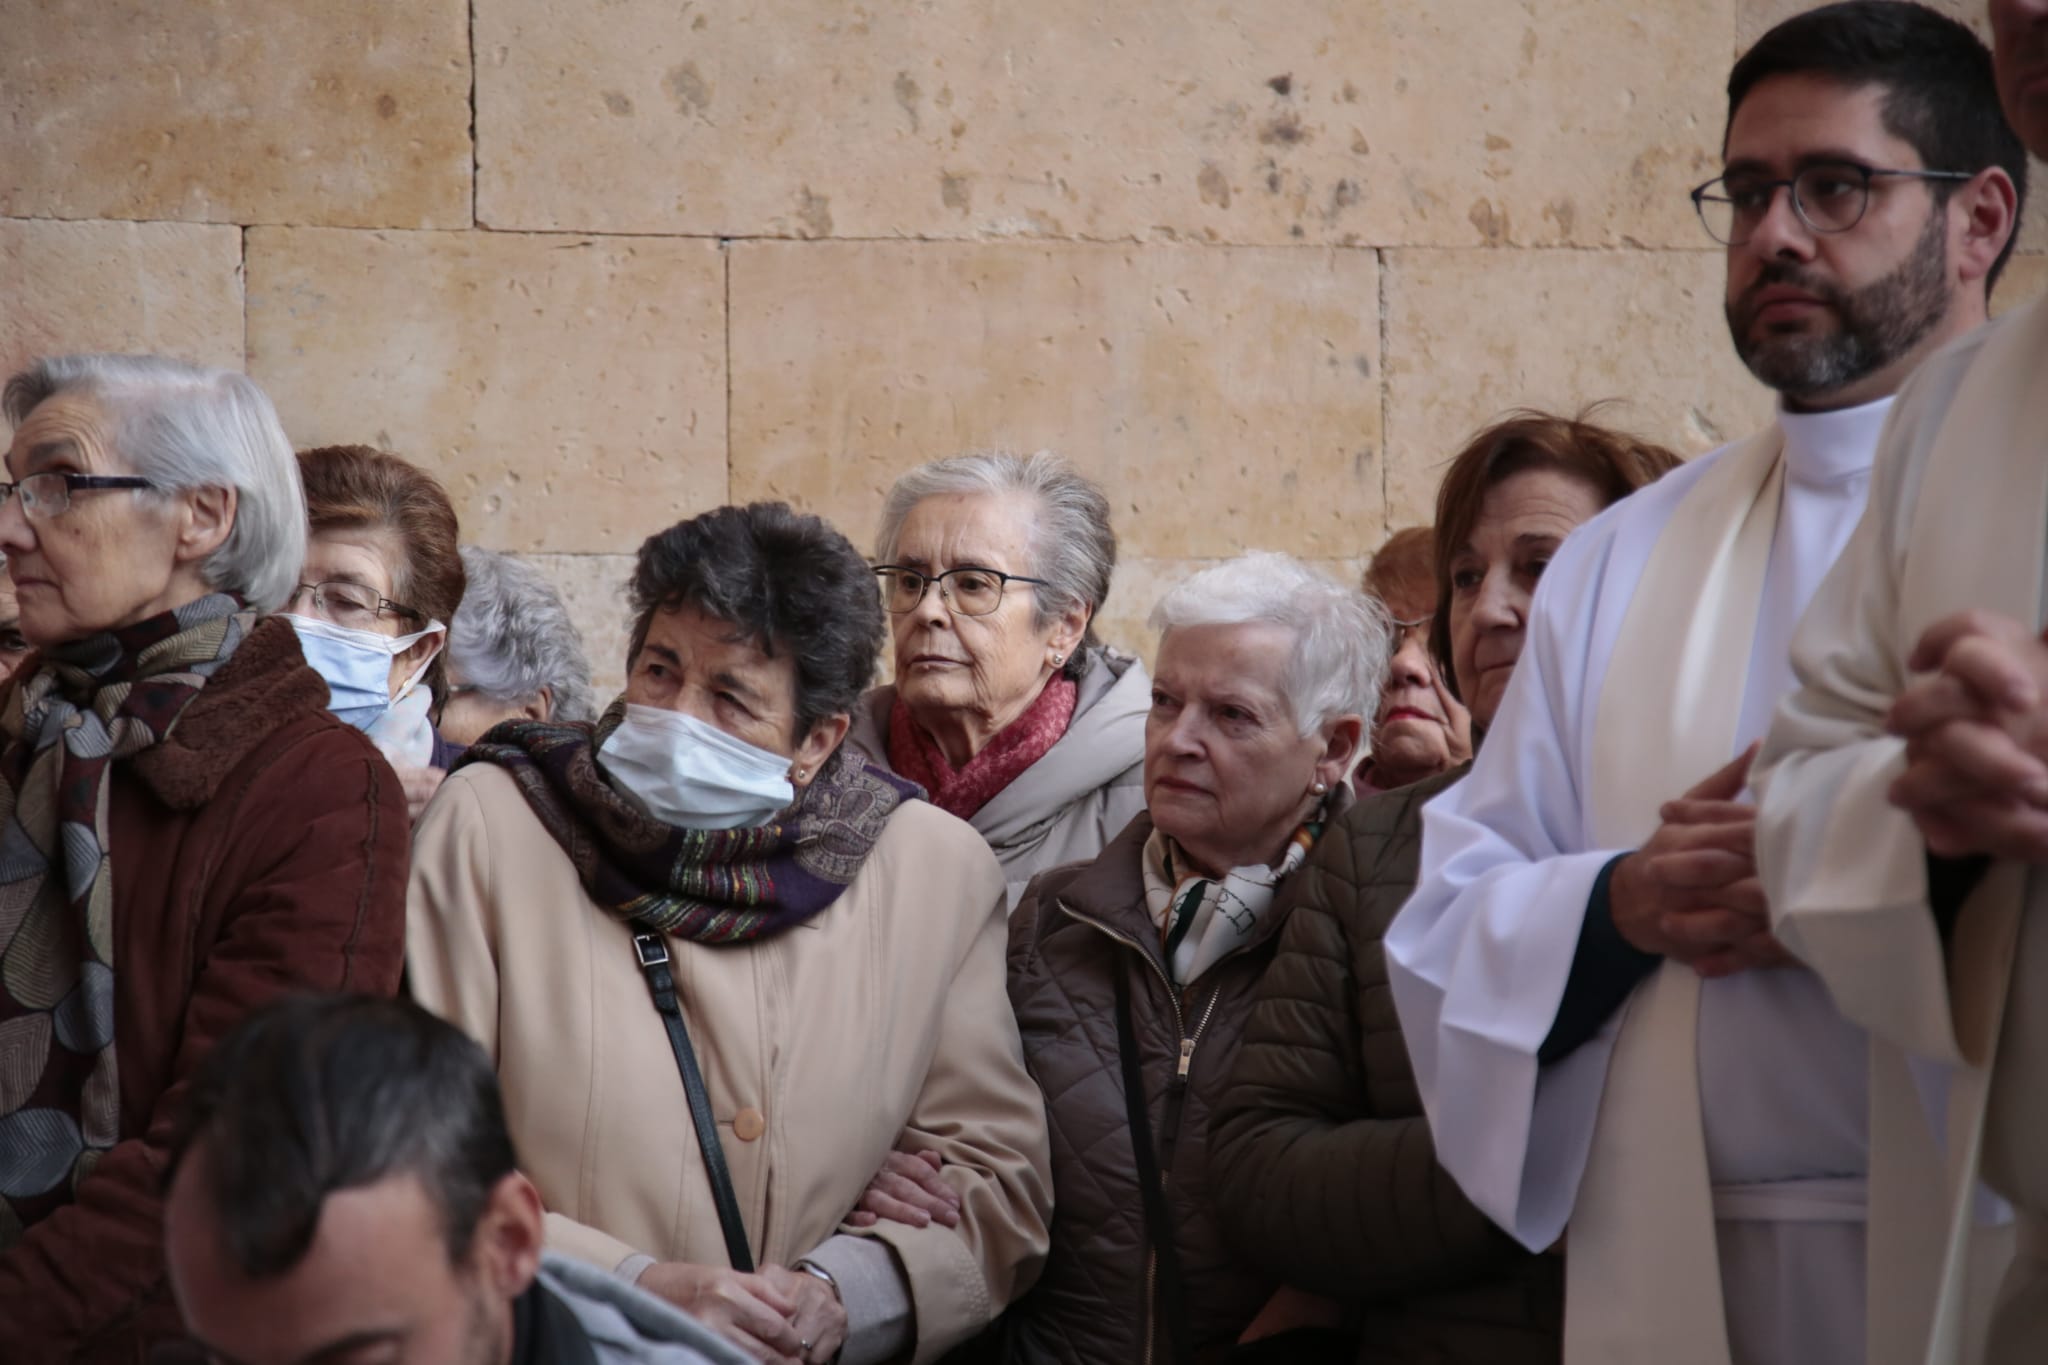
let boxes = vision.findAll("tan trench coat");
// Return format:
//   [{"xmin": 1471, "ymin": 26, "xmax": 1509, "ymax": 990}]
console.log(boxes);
[{"xmin": 407, "ymin": 760, "xmax": 1054, "ymax": 1362}]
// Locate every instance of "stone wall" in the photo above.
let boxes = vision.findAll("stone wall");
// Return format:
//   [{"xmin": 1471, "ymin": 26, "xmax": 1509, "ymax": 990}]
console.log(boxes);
[{"xmin": 4, "ymin": 0, "xmax": 2040, "ymax": 694}]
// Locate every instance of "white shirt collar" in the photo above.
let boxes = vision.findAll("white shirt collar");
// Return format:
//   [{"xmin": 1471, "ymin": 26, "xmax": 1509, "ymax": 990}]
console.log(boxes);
[{"xmin": 1775, "ymin": 394, "xmax": 1894, "ymax": 488}]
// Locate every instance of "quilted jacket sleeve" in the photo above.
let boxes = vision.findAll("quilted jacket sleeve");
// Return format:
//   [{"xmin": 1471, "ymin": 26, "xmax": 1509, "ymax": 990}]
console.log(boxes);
[{"xmin": 1208, "ymin": 782, "xmax": 1524, "ymax": 1302}]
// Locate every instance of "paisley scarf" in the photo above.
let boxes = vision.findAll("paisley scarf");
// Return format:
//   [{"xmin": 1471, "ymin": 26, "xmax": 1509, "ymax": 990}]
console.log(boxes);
[
  {"xmin": 461, "ymin": 702, "xmax": 920, "ymax": 943},
  {"xmin": 0, "ymin": 593, "xmax": 250, "ymax": 1241}
]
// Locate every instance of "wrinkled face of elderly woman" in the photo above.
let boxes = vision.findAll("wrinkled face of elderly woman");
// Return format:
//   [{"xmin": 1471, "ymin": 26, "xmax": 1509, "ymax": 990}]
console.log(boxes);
[
  {"xmin": 626, "ymin": 603, "xmax": 848, "ymax": 785},
  {"xmin": 0, "ymin": 392, "xmax": 235, "ymax": 646},
  {"xmin": 1145, "ymin": 621, "xmax": 1360, "ymax": 878},
  {"xmin": 1371, "ymin": 584, "xmax": 1471, "ymax": 788},
  {"xmin": 1446, "ymin": 468, "xmax": 1606, "ymax": 731},
  {"xmin": 885, "ymin": 493, "xmax": 1089, "ymax": 767}
]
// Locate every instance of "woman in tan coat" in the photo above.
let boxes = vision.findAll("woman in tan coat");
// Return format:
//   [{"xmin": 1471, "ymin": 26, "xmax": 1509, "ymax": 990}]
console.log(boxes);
[{"xmin": 408, "ymin": 502, "xmax": 1052, "ymax": 1365}]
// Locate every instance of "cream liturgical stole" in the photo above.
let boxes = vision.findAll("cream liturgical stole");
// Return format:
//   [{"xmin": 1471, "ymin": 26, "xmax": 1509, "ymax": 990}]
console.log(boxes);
[
  {"xmin": 1567, "ymin": 426, "xmax": 1785, "ymax": 1365},
  {"xmin": 1789, "ymin": 295, "xmax": 2048, "ymax": 1364}
]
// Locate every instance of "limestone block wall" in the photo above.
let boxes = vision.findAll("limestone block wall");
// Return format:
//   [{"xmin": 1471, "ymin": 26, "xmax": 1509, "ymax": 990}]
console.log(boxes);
[{"xmin": 4, "ymin": 0, "xmax": 2041, "ymax": 696}]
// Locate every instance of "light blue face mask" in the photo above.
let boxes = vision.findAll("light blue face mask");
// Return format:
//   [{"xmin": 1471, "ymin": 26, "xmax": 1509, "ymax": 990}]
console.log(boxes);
[
  {"xmin": 286, "ymin": 614, "xmax": 444, "ymax": 732},
  {"xmin": 597, "ymin": 704, "xmax": 797, "ymax": 830}
]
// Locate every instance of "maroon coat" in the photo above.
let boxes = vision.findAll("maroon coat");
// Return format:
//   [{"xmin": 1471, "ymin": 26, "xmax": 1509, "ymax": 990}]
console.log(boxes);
[{"xmin": 0, "ymin": 616, "xmax": 411, "ymax": 1363}]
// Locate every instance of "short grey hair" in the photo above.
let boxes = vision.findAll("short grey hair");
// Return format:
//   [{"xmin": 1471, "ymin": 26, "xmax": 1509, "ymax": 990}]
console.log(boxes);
[
  {"xmin": 1149, "ymin": 551, "xmax": 1392, "ymax": 737},
  {"xmin": 2, "ymin": 355, "xmax": 306, "ymax": 612},
  {"xmin": 874, "ymin": 450, "xmax": 1117, "ymax": 664},
  {"xmin": 450, "ymin": 546, "xmax": 597, "ymax": 723}
]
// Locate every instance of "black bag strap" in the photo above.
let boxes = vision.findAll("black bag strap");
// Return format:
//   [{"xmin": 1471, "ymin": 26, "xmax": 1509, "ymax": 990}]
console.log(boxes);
[
  {"xmin": 1114, "ymin": 966, "xmax": 1193, "ymax": 1365},
  {"xmin": 631, "ymin": 928, "xmax": 755, "ymax": 1273}
]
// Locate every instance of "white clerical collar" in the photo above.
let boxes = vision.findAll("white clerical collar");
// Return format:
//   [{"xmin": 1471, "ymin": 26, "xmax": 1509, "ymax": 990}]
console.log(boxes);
[{"xmin": 1775, "ymin": 394, "xmax": 1894, "ymax": 488}]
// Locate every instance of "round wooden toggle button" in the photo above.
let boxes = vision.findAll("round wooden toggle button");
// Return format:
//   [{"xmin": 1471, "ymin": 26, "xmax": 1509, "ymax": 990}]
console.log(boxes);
[{"xmin": 733, "ymin": 1107, "xmax": 766, "ymax": 1142}]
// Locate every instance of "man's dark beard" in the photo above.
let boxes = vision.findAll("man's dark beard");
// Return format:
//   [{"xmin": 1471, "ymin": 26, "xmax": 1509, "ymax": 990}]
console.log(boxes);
[{"xmin": 1727, "ymin": 206, "xmax": 1950, "ymax": 402}]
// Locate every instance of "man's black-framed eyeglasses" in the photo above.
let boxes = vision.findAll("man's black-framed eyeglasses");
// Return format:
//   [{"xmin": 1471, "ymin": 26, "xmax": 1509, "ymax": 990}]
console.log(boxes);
[
  {"xmin": 874, "ymin": 565, "xmax": 1049, "ymax": 617},
  {"xmin": 1691, "ymin": 161, "xmax": 1974, "ymax": 246},
  {"xmin": 0, "ymin": 472, "xmax": 155, "ymax": 523}
]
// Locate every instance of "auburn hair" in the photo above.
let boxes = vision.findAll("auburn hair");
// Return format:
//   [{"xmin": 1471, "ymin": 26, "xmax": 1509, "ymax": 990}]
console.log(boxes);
[
  {"xmin": 1428, "ymin": 407, "xmax": 1683, "ymax": 696},
  {"xmin": 297, "ymin": 445, "xmax": 466, "ymax": 709},
  {"xmin": 1361, "ymin": 526, "xmax": 1437, "ymax": 619}
]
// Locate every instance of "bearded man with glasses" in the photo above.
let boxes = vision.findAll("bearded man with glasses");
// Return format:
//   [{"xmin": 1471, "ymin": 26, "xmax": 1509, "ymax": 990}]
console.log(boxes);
[{"xmin": 1387, "ymin": 5, "xmax": 2025, "ymax": 1364}]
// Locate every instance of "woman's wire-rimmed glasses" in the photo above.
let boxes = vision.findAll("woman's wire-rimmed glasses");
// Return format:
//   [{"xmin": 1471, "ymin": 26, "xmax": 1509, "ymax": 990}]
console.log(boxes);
[{"xmin": 285, "ymin": 580, "xmax": 423, "ymax": 631}]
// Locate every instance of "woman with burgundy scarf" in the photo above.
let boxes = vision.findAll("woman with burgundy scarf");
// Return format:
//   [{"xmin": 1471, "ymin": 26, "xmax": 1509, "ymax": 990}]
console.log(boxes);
[
  {"xmin": 0, "ymin": 354, "xmax": 410, "ymax": 1364},
  {"xmin": 407, "ymin": 502, "xmax": 1053, "ymax": 1365},
  {"xmin": 848, "ymin": 452, "xmax": 1149, "ymax": 909}
]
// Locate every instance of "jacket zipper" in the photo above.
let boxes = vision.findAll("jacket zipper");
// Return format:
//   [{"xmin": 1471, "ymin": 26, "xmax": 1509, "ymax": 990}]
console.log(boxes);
[{"xmin": 1054, "ymin": 900, "xmax": 1232, "ymax": 1365}]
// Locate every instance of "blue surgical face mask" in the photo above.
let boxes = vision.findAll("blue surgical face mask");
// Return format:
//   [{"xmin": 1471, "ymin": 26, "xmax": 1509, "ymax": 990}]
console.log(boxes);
[
  {"xmin": 597, "ymin": 704, "xmax": 796, "ymax": 830},
  {"xmin": 286, "ymin": 614, "xmax": 444, "ymax": 732}
]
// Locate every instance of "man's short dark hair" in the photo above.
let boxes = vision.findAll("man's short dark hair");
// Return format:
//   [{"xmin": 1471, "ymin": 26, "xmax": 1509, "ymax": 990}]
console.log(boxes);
[
  {"xmin": 167, "ymin": 994, "xmax": 518, "ymax": 1280},
  {"xmin": 627, "ymin": 501, "xmax": 885, "ymax": 735},
  {"xmin": 1727, "ymin": 0, "xmax": 2030, "ymax": 286}
]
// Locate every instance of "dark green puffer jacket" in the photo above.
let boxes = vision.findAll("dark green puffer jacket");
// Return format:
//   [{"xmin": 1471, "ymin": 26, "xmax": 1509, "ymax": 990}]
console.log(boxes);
[{"xmin": 1208, "ymin": 766, "xmax": 1564, "ymax": 1364}]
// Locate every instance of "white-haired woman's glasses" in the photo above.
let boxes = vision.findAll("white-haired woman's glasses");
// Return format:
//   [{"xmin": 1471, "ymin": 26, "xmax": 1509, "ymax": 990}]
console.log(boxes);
[
  {"xmin": 0, "ymin": 472, "xmax": 155, "ymax": 523},
  {"xmin": 874, "ymin": 564, "xmax": 1049, "ymax": 618}
]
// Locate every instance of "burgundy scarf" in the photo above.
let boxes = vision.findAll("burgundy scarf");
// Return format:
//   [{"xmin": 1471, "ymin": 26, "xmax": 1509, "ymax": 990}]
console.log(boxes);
[
  {"xmin": 460, "ymin": 706, "xmax": 920, "ymax": 943},
  {"xmin": 887, "ymin": 674, "xmax": 1078, "ymax": 821}
]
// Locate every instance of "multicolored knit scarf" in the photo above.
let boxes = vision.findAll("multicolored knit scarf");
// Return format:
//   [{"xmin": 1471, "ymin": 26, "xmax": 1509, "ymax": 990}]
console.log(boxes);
[
  {"xmin": 886, "ymin": 672, "xmax": 1078, "ymax": 821},
  {"xmin": 461, "ymin": 702, "xmax": 921, "ymax": 943},
  {"xmin": 0, "ymin": 593, "xmax": 250, "ymax": 1242}
]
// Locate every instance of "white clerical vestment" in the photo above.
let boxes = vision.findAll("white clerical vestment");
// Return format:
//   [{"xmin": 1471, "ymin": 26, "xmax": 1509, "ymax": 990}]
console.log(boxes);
[
  {"xmin": 1385, "ymin": 397, "xmax": 1893, "ymax": 1365},
  {"xmin": 1757, "ymin": 296, "xmax": 2048, "ymax": 1364}
]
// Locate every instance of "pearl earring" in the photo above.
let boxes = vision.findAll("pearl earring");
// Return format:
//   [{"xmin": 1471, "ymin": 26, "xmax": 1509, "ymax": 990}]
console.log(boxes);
[
  {"xmin": 792, "ymin": 767, "xmax": 807, "ymax": 783},
  {"xmin": 1312, "ymin": 780, "xmax": 1329, "ymax": 795},
  {"xmin": 1052, "ymin": 652, "xmax": 1066, "ymax": 667}
]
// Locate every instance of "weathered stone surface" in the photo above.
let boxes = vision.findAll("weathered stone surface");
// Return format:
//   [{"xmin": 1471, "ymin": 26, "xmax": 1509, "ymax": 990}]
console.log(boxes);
[
  {"xmin": 728, "ymin": 241, "xmax": 1382, "ymax": 560},
  {"xmin": 245, "ymin": 228, "xmax": 727, "ymax": 554},
  {"xmin": 527, "ymin": 553, "xmax": 637, "ymax": 701},
  {"xmin": 1, "ymin": 0, "xmax": 471, "ymax": 228},
  {"xmin": 1382, "ymin": 248, "xmax": 1774, "ymax": 525},
  {"xmin": 0, "ymin": 218, "xmax": 244, "ymax": 377},
  {"xmin": 478, "ymin": 0, "xmax": 1729, "ymax": 247},
  {"xmin": 1996, "ymin": 254, "xmax": 2048, "ymax": 315}
]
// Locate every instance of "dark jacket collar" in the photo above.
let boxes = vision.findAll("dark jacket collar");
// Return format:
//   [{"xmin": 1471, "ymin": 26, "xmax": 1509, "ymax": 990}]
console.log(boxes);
[
  {"xmin": 509, "ymin": 1278, "xmax": 600, "ymax": 1365},
  {"xmin": 128, "ymin": 614, "xmax": 339, "ymax": 811},
  {"xmin": 1038, "ymin": 785, "xmax": 1354, "ymax": 976}
]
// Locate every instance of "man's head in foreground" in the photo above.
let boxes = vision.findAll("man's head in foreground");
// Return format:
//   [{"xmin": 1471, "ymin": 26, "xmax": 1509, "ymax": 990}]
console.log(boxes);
[{"xmin": 164, "ymin": 994, "xmax": 546, "ymax": 1365}]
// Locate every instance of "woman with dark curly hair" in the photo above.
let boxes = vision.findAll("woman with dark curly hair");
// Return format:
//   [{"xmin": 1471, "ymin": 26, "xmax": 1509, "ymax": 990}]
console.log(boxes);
[{"xmin": 407, "ymin": 501, "xmax": 1052, "ymax": 1365}]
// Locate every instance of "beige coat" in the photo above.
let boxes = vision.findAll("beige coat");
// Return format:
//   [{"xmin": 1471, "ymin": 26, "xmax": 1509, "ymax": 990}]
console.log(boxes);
[{"xmin": 408, "ymin": 761, "xmax": 1054, "ymax": 1362}]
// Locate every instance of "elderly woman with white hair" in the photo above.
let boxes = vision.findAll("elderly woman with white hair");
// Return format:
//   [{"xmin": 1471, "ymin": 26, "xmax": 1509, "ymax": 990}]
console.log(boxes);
[
  {"xmin": 965, "ymin": 552, "xmax": 1388, "ymax": 1363},
  {"xmin": 0, "ymin": 355, "xmax": 410, "ymax": 1364},
  {"xmin": 849, "ymin": 452, "xmax": 1148, "ymax": 905},
  {"xmin": 439, "ymin": 544, "xmax": 597, "ymax": 745}
]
